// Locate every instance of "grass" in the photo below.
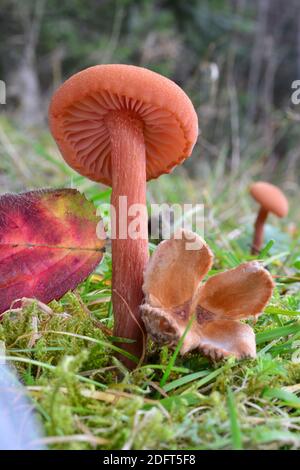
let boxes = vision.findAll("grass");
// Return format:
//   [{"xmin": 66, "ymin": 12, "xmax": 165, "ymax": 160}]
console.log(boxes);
[{"xmin": 0, "ymin": 118, "xmax": 300, "ymax": 450}]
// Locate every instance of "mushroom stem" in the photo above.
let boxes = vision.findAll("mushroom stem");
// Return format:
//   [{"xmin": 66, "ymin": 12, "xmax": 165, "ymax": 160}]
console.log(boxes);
[
  {"xmin": 251, "ymin": 206, "xmax": 268, "ymax": 254},
  {"xmin": 106, "ymin": 112, "xmax": 149, "ymax": 368}
]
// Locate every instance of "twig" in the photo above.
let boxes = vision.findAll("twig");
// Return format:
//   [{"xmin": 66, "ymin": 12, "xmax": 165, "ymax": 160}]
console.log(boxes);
[
  {"xmin": 113, "ymin": 289, "xmax": 146, "ymax": 368},
  {"xmin": 74, "ymin": 291, "xmax": 112, "ymax": 336}
]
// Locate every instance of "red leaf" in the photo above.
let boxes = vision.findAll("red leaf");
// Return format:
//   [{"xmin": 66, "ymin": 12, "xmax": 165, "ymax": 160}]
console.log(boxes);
[{"xmin": 0, "ymin": 189, "xmax": 105, "ymax": 314}]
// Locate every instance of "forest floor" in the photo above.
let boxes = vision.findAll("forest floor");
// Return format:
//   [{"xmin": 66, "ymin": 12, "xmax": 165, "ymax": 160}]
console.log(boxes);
[{"xmin": 1, "ymin": 118, "xmax": 300, "ymax": 450}]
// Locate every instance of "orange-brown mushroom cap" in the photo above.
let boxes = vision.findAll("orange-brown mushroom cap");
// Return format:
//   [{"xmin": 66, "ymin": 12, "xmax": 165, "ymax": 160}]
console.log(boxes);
[
  {"xmin": 250, "ymin": 182, "xmax": 289, "ymax": 218},
  {"xmin": 141, "ymin": 230, "xmax": 274, "ymax": 360},
  {"xmin": 49, "ymin": 64, "xmax": 199, "ymax": 186}
]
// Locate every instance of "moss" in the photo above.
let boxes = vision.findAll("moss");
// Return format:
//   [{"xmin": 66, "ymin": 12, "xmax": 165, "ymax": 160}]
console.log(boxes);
[{"xmin": 1, "ymin": 163, "xmax": 300, "ymax": 449}]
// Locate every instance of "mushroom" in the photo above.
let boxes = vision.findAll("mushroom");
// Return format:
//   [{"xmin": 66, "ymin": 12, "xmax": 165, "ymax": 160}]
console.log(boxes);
[
  {"xmin": 141, "ymin": 229, "xmax": 274, "ymax": 360},
  {"xmin": 49, "ymin": 64, "xmax": 198, "ymax": 367},
  {"xmin": 250, "ymin": 181, "xmax": 289, "ymax": 254}
]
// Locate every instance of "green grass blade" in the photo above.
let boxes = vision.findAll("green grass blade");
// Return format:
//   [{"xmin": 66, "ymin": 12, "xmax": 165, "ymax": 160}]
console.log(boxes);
[
  {"xmin": 159, "ymin": 315, "xmax": 196, "ymax": 390},
  {"xmin": 256, "ymin": 323, "xmax": 300, "ymax": 345},
  {"xmin": 264, "ymin": 306, "xmax": 300, "ymax": 317},
  {"xmin": 227, "ymin": 387, "xmax": 243, "ymax": 450},
  {"xmin": 163, "ymin": 370, "xmax": 211, "ymax": 392},
  {"xmin": 41, "ymin": 330, "xmax": 139, "ymax": 364},
  {"xmin": 0, "ymin": 356, "xmax": 106, "ymax": 389},
  {"xmin": 263, "ymin": 387, "xmax": 300, "ymax": 409},
  {"xmin": 190, "ymin": 366, "xmax": 226, "ymax": 391},
  {"xmin": 259, "ymin": 239, "xmax": 275, "ymax": 258}
]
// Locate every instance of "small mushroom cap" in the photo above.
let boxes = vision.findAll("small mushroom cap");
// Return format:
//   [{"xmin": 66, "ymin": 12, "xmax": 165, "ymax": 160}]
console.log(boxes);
[
  {"xmin": 143, "ymin": 229, "xmax": 213, "ymax": 309},
  {"xmin": 250, "ymin": 181, "xmax": 289, "ymax": 218},
  {"xmin": 141, "ymin": 230, "xmax": 274, "ymax": 361},
  {"xmin": 198, "ymin": 261, "xmax": 274, "ymax": 320},
  {"xmin": 49, "ymin": 64, "xmax": 198, "ymax": 186}
]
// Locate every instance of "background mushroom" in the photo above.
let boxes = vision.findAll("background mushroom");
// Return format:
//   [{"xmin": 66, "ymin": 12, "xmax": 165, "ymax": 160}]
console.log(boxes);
[
  {"xmin": 250, "ymin": 181, "xmax": 289, "ymax": 254},
  {"xmin": 49, "ymin": 64, "xmax": 198, "ymax": 367}
]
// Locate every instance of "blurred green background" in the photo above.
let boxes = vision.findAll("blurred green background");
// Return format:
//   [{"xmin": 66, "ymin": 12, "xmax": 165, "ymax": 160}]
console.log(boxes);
[{"xmin": 0, "ymin": 0, "xmax": 299, "ymax": 228}]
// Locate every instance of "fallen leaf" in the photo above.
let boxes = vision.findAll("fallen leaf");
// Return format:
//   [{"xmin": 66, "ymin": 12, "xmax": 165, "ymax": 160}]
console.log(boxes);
[{"xmin": 0, "ymin": 189, "xmax": 105, "ymax": 314}]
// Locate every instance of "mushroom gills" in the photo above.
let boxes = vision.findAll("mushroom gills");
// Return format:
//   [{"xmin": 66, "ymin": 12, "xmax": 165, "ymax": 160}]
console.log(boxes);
[{"xmin": 61, "ymin": 89, "xmax": 187, "ymax": 185}]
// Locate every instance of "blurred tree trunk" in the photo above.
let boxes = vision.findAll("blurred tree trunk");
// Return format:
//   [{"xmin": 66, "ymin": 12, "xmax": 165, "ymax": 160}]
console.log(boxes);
[
  {"xmin": 247, "ymin": 0, "xmax": 270, "ymax": 124},
  {"xmin": 14, "ymin": 43, "xmax": 43, "ymax": 127},
  {"xmin": 10, "ymin": 0, "xmax": 45, "ymax": 127}
]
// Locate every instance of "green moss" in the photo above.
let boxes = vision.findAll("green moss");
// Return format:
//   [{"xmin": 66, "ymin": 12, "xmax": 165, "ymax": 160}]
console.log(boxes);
[{"xmin": 1, "ymin": 147, "xmax": 300, "ymax": 449}]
